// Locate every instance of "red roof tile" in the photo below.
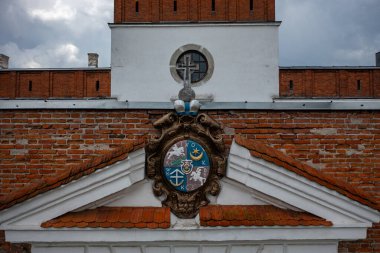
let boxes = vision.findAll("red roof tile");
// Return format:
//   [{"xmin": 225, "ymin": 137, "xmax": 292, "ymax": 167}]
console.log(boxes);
[
  {"xmin": 200, "ymin": 205, "xmax": 332, "ymax": 227},
  {"xmin": 41, "ymin": 207, "xmax": 170, "ymax": 229},
  {"xmin": 234, "ymin": 136, "xmax": 380, "ymax": 211},
  {"xmin": 0, "ymin": 140, "xmax": 145, "ymax": 211}
]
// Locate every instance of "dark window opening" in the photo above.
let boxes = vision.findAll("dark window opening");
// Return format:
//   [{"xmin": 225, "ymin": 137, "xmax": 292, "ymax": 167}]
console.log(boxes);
[
  {"xmin": 176, "ymin": 50, "xmax": 209, "ymax": 83},
  {"xmin": 28, "ymin": 81, "xmax": 33, "ymax": 92},
  {"xmin": 211, "ymin": 0, "xmax": 215, "ymax": 12},
  {"xmin": 96, "ymin": 80, "xmax": 100, "ymax": 92},
  {"xmin": 289, "ymin": 80, "xmax": 294, "ymax": 91},
  {"xmin": 250, "ymin": 0, "xmax": 254, "ymax": 11},
  {"xmin": 357, "ymin": 80, "xmax": 361, "ymax": 91},
  {"xmin": 174, "ymin": 0, "xmax": 177, "ymax": 12},
  {"xmin": 135, "ymin": 1, "xmax": 139, "ymax": 13}
]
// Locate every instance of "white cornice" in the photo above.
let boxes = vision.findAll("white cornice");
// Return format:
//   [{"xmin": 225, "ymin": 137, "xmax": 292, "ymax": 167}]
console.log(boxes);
[
  {"xmin": 5, "ymin": 226, "xmax": 368, "ymax": 243},
  {"xmin": 2, "ymin": 99, "xmax": 380, "ymax": 110}
]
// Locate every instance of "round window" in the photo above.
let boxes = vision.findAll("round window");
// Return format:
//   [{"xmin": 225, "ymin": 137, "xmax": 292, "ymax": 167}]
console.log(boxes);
[
  {"xmin": 176, "ymin": 51, "xmax": 208, "ymax": 83},
  {"xmin": 170, "ymin": 44, "xmax": 214, "ymax": 87}
]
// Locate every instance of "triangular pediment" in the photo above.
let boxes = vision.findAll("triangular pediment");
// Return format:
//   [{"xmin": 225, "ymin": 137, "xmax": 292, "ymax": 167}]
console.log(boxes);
[{"xmin": 0, "ymin": 137, "xmax": 379, "ymax": 244}]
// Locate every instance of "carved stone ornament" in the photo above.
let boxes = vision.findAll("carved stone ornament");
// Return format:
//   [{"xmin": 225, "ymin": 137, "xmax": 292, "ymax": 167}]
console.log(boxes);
[{"xmin": 146, "ymin": 113, "xmax": 226, "ymax": 219}]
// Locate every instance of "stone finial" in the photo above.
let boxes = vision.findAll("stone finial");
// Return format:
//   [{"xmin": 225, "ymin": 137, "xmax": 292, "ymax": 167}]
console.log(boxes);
[
  {"xmin": 376, "ymin": 52, "xmax": 380, "ymax": 67},
  {"xmin": 88, "ymin": 53, "xmax": 99, "ymax": 68},
  {"xmin": 0, "ymin": 54, "xmax": 9, "ymax": 69}
]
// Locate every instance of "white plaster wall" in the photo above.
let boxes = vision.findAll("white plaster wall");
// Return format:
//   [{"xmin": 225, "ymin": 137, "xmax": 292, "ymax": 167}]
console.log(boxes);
[
  {"xmin": 215, "ymin": 178, "xmax": 268, "ymax": 205},
  {"xmin": 102, "ymin": 178, "xmax": 294, "ymax": 209},
  {"xmin": 111, "ymin": 23, "xmax": 279, "ymax": 102},
  {"xmin": 105, "ymin": 178, "xmax": 268, "ymax": 207},
  {"xmin": 32, "ymin": 243, "xmax": 337, "ymax": 253},
  {"xmin": 105, "ymin": 180, "xmax": 161, "ymax": 207}
]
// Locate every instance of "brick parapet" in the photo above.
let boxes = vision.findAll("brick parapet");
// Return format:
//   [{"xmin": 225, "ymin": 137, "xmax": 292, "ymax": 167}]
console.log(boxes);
[
  {"xmin": 280, "ymin": 68, "xmax": 380, "ymax": 98},
  {"xmin": 2, "ymin": 68, "xmax": 380, "ymax": 99},
  {"xmin": 0, "ymin": 69, "xmax": 110, "ymax": 99}
]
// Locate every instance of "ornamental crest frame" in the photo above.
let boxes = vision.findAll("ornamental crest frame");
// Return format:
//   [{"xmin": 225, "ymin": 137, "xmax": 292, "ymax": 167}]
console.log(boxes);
[{"xmin": 146, "ymin": 112, "xmax": 226, "ymax": 219}]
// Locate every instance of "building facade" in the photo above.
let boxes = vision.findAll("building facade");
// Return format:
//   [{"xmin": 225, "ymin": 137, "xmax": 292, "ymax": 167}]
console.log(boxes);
[{"xmin": 1, "ymin": 1, "xmax": 380, "ymax": 252}]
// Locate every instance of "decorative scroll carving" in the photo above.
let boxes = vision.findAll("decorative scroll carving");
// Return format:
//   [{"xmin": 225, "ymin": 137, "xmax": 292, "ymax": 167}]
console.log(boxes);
[{"xmin": 146, "ymin": 113, "xmax": 226, "ymax": 218}]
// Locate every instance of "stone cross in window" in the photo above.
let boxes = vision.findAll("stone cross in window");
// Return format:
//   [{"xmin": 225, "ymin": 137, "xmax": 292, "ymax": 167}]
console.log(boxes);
[{"xmin": 176, "ymin": 54, "xmax": 198, "ymax": 102}]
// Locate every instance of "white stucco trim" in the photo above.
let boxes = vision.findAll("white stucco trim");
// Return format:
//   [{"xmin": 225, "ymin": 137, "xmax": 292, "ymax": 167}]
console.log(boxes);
[
  {"xmin": 2, "ymin": 99, "xmax": 380, "ymax": 110},
  {"xmin": 0, "ymin": 148, "xmax": 146, "ymax": 229},
  {"xmin": 30, "ymin": 242, "xmax": 339, "ymax": 253},
  {"xmin": 31, "ymin": 241, "xmax": 339, "ymax": 253},
  {"xmin": 228, "ymin": 141, "xmax": 380, "ymax": 226},
  {"xmin": 5, "ymin": 226, "xmax": 367, "ymax": 243}
]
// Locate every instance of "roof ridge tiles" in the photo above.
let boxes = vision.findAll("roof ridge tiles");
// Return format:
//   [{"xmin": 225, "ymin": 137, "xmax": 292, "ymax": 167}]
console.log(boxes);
[
  {"xmin": 200, "ymin": 205, "xmax": 332, "ymax": 227},
  {"xmin": 0, "ymin": 139, "xmax": 145, "ymax": 211},
  {"xmin": 234, "ymin": 136, "xmax": 380, "ymax": 211},
  {"xmin": 41, "ymin": 207, "xmax": 170, "ymax": 229}
]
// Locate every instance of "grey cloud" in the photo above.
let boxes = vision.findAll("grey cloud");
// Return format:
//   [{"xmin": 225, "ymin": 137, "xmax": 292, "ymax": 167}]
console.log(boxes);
[
  {"xmin": 0, "ymin": 0, "xmax": 112, "ymax": 68},
  {"xmin": 277, "ymin": 0, "xmax": 380, "ymax": 66},
  {"xmin": 0, "ymin": 0, "xmax": 379, "ymax": 68}
]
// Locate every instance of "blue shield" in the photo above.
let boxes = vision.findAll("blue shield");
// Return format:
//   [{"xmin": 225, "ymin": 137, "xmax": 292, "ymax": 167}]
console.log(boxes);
[{"xmin": 163, "ymin": 140, "xmax": 210, "ymax": 192}]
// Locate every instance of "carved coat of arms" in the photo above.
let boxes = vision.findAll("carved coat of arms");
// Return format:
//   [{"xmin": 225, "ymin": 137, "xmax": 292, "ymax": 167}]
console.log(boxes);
[{"xmin": 146, "ymin": 113, "xmax": 226, "ymax": 218}]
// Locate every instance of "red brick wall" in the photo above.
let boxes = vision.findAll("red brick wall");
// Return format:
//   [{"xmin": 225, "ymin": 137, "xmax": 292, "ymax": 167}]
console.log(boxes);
[
  {"xmin": 162, "ymin": 0, "xmax": 190, "ymax": 22},
  {"xmin": 0, "ymin": 72, "xmax": 16, "ymax": 98},
  {"xmin": 0, "ymin": 70, "xmax": 110, "ymax": 99},
  {"xmin": 1, "ymin": 110, "xmax": 379, "ymax": 197},
  {"xmin": 3, "ymin": 68, "xmax": 380, "ymax": 99},
  {"xmin": 280, "ymin": 68, "xmax": 380, "ymax": 98},
  {"xmin": 113, "ymin": 0, "xmax": 275, "ymax": 23},
  {"xmin": 0, "ymin": 109, "xmax": 379, "ymax": 252}
]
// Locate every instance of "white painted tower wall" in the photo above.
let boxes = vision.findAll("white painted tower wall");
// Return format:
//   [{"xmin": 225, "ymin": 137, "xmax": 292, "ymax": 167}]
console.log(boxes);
[{"xmin": 110, "ymin": 23, "xmax": 280, "ymax": 102}]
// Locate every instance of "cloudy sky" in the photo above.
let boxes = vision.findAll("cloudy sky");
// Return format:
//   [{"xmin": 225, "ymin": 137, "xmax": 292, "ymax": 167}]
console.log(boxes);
[{"xmin": 0, "ymin": 0, "xmax": 379, "ymax": 68}]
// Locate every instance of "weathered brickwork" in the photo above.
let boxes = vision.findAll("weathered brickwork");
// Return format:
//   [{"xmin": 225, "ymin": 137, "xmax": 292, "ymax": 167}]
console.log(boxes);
[
  {"xmin": 1, "ymin": 110, "xmax": 379, "ymax": 196},
  {"xmin": 113, "ymin": 0, "xmax": 275, "ymax": 23},
  {"xmin": 280, "ymin": 68, "xmax": 380, "ymax": 98},
  {"xmin": 0, "ymin": 69, "xmax": 110, "ymax": 99},
  {"xmin": 0, "ymin": 109, "xmax": 379, "ymax": 252}
]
